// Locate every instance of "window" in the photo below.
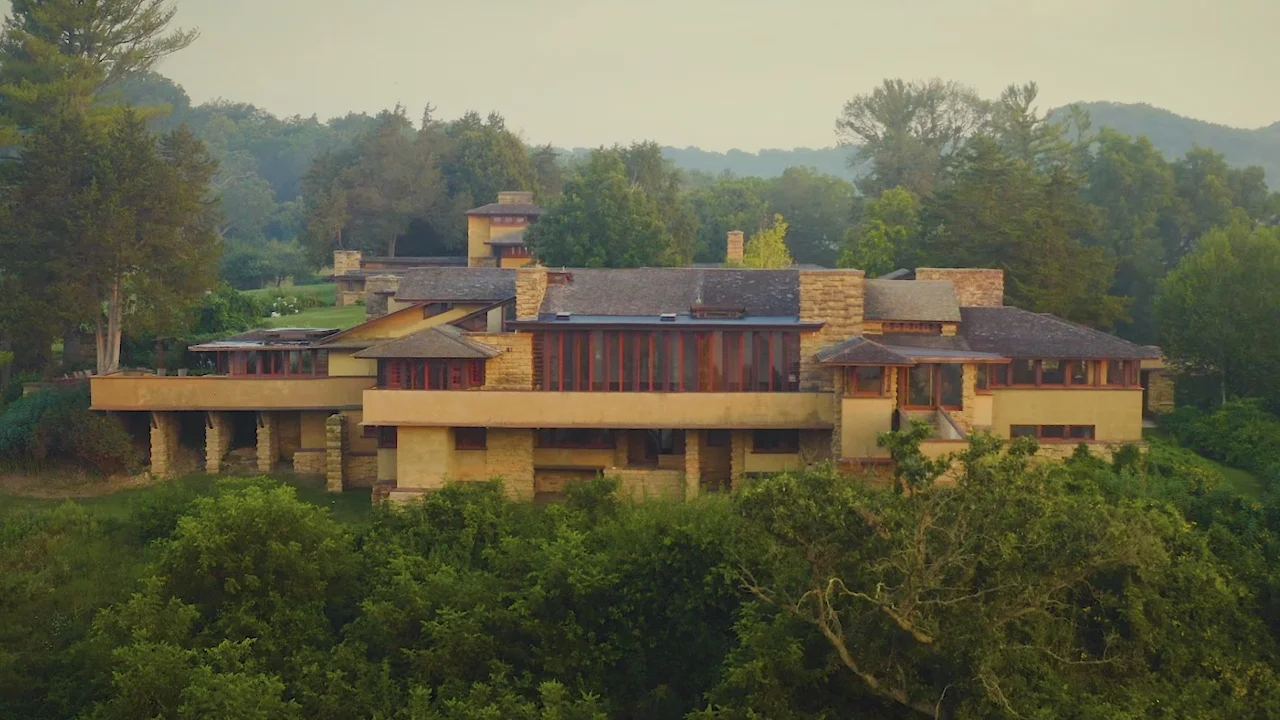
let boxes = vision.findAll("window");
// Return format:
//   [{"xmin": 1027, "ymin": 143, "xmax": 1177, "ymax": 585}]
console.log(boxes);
[
  {"xmin": 882, "ymin": 321, "xmax": 942, "ymax": 334},
  {"xmin": 424, "ymin": 302, "xmax": 455, "ymax": 318},
  {"xmin": 753, "ymin": 430, "xmax": 799, "ymax": 453},
  {"xmin": 992, "ymin": 364, "xmax": 1009, "ymax": 387},
  {"xmin": 362, "ymin": 425, "xmax": 379, "ymax": 440},
  {"xmin": 939, "ymin": 365, "xmax": 963, "ymax": 408},
  {"xmin": 850, "ymin": 366, "xmax": 884, "ymax": 396},
  {"xmin": 379, "ymin": 359, "xmax": 485, "ymax": 390},
  {"xmin": 706, "ymin": 430, "xmax": 731, "ymax": 447},
  {"xmin": 1010, "ymin": 425, "xmax": 1096, "ymax": 441},
  {"xmin": 377, "ymin": 427, "xmax": 397, "ymax": 449},
  {"xmin": 455, "ymin": 427, "xmax": 487, "ymax": 450},
  {"xmin": 1040, "ymin": 359, "xmax": 1066, "ymax": 385},
  {"xmin": 906, "ymin": 365, "xmax": 934, "ymax": 407},
  {"xmin": 1069, "ymin": 360, "xmax": 1089, "ymax": 385},
  {"xmin": 1011, "ymin": 359, "xmax": 1037, "ymax": 385},
  {"xmin": 976, "ymin": 365, "xmax": 990, "ymax": 392},
  {"xmin": 535, "ymin": 429, "xmax": 614, "ymax": 449},
  {"xmin": 1105, "ymin": 360, "xmax": 1127, "ymax": 387}
]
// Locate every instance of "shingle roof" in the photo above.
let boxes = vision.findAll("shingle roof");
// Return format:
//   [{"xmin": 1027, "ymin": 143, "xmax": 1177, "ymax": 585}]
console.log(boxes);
[
  {"xmin": 190, "ymin": 327, "xmax": 339, "ymax": 351},
  {"xmin": 465, "ymin": 203, "xmax": 543, "ymax": 217},
  {"xmin": 816, "ymin": 337, "xmax": 915, "ymax": 365},
  {"xmin": 864, "ymin": 280, "xmax": 961, "ymax": 322},
  {"xmin": 960, "ymin": 307, "xmax": 1162, "ymax": 359},
  {"xmin": 354, "ymin": 326, "xmax": 502, "ymax": 359},
  {"xmin": 395, "ymin": 268, "xmax": 517, "ymax": 302},
  {"xmin": 540, "ymin": 268, "xmax": 800, "ymax": 317}
]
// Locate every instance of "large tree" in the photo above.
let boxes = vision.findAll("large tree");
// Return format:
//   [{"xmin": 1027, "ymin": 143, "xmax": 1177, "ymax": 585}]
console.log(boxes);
[
  {"xmin": 617, "ymin": 141, "xmax": 700, "ymax": 266},
  {"xmin": 688, "ymin": 175, "xmax": 771, "ymax": 263},
  {"xmin": 760, "ymin": 167, "xmax": 854, "ymax": 267},
  {"xmin": 835, "ymin": 78, "xmax": 989, "ymax": 197},
  {"xmin": 524, "ymin": 149, "xmax": 672, "ymax": 268},
  {"xmin": 441, "ymin": 110, "xmax": 540, "ymax": 207},
  {"xmin": 740, "ymin": 214, "xmax": 793, "ymax": 269},
  {"xmin": 4, "ymin": 110, "xmax": 219, "ymax": 374},
  {"xmin": 1155, "ymin": 217, "xmax": 1280, "ymax": 406},
  {"xmin": 839, "ymin": 186, "xmax": 920, "ymax": 276}
]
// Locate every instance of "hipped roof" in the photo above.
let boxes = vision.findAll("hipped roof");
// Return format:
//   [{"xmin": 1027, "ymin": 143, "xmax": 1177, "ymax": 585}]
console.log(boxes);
[
  {"xmin": 354, "ymin": 326, "xmax": 502, "ymax": 359},
  {"xmin": 395, "ymin": 268, "xmax": 517, "ymax": 303},
  {"xmin": 863, "ymin": 280, "xmax": 961, "ymax": 322},
  {"xmin": 816, "ymin": 337, "xmax": 915, "ymax": 366},
  {"xmin": 539, "ymin": 268, "xmax": 800, "ymax": 318},
  {"xmin": 960, "ymin": 307, "xmax": 1162, "ymax": 359}
]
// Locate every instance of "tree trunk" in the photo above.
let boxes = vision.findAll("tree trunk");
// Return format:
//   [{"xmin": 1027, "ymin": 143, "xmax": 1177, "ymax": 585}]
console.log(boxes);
[
  {"xmin": 95, "ymin": 280, "xmax": 124, "ymax": 375},
  {"xmin": 387, "ymin": 232, "xmax": 398, "ymax": 257}
]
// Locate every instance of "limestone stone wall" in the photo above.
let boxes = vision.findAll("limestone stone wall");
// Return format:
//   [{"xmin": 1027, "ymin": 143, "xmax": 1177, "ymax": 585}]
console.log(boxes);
[
  {"xmin": 364, "ymin": 274, "xmax": 401, "ymax": 320},
  {"xmin": 799, "ymin": 270, "xmax": 865, "ymax": 392},
  {"xmin": 730, "ymin": 430, "xmax": 750, "ymax": 483},
  {"xmin": 516, "ymin": 267, "xmax": 548, "ymax": 320},
  {"xmin": 325, "ymin": 413, "xmax": 345, "ymax": 492},
  {"xmin": 1146, "ymin": 369, "xmax": 1175, "ymax": 414},
  {"xmin": 333, "ymin": 250, "xmax": 363, "ymax": 276},
  {"xmin": 293, "ymin": 449, "xmax": 326, "ymax": 476},
  {"xmin": 942, "ymin": 364, "xmax": 979, "ymax": 432},
  {"xmin": 475, "ymin": 332, "xmax": 534, "ymax": 390},
  {"xmin": 1034, "ymin": 441, "xmax": 1135, "ymax": 463},
  {"xmin": 149, "ymin": 411, "xmax": 180, "ymax": 477},
  {"xmin": 613, "ymin": 469, "xmax": 684, "ymax": 502},
  {"xmin": 487, "ymin": 428, "xmax": 535, "ymax": 501},
  {"xmin": 278, "ymin": 412, "xmax": 302, "ymax": 461},
  {"xmin": 256, "ymin": 412, "xmax": 280, "ymax": 473},
  {"xmin": 345, "ymin": 453, "xmax": 378, "ymax": 488},
  {"xmin": 915, "ymin": 268, "xmax": 1004, "ymax": 307},
  {"xmin": 799, "ymin": 430, "xmax": 833, "ymax": 465},
  {"xmin": 205, "ymin": 411, "xmax": 233, "ymax": 474},
  {"xmin": 684, "ymin": 430, "xmax": 702, "ymax": 500}
]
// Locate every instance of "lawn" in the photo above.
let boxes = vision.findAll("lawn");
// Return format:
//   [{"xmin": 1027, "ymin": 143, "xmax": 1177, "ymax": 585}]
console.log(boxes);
[
  {"xmin": 245, "ymin": 283, "xmax": 336, "ymax": 304},
  {"xmin": 263, "ymin": 303, "xmax": 367, "ymax": 330},
  {"xmin": 0, "ymin": 472, "xmax": 373, "ymax": 524}
]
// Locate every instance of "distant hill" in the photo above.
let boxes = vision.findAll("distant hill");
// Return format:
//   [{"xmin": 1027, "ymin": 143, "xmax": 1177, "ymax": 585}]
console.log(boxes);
[
  {"xmin": 1052, "ymin": 102, "xmax": 1280, "ymax": 184},
  {"xmin": 629, "ymin": 104, "xmax": 1280, "ymax": 186}
]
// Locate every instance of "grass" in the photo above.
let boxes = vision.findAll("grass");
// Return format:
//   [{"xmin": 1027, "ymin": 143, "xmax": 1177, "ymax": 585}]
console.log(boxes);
[
  {"xmin": 262, "ymin": 303, "xmax": 367, "ymax": 330},
  {"xmin": 0, "ymin": 472, "xmax": 373, "ymax": 524},
  {"xmin": 1145, "ymin": 429, "xmax": 1266, "ymax": 501},
  {"xmin": 245, "ymin": 283, "xmax": 336, "ymax": 304}
]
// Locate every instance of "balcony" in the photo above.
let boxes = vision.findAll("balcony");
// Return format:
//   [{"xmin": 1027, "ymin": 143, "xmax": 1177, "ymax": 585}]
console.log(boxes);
[
  {"xmin": 362, "ymin": 390, "xmax": 836, "ymax": 429},
  {"xmin": 90, "ymin": 373, "xmax": 375, "ymax": 411}
]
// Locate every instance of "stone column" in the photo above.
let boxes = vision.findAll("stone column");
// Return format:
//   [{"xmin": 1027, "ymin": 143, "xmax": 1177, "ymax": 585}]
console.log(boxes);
[
  {"xmin": 730, "ymin": 430, "xmax": 750, "ymax": 488},
  {"xmin": 684, "ymin": 430, "xmax": 702, "ymax": 501},
  {"xmin": 256, "ymin": 411, "xmax": 279, "ymax": 474},
  {"xmin": 325, "ymin": 413, "xmax": 346, "ymax": 492},
  {"xmin": 1147, "ymin": 369, "xmax": 1175, "ymax": 415},
  {"xmin": 205, "ymin": 411, "xmax": 233, "ymax": 474},
  {"xmin": 149, "ymin": 411, "xmax": 179, "ymax": 478}
]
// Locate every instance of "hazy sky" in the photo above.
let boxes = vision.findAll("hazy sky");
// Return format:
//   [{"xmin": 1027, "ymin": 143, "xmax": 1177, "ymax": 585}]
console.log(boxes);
[{"xmin": 56, "ymin": 1, "xmax": 1280, "ymax": 150}]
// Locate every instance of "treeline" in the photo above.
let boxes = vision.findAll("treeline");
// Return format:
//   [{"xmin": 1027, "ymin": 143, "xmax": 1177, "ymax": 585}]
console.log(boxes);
[{"xmin": 3, "ymin": 429, "xmax": 1279, "ymax": 719}]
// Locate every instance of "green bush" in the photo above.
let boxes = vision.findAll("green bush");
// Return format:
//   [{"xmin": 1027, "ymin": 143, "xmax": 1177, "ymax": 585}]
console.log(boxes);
[
  {"xmin": 0, "ymin": 386, "xmax": 141, "ymax": 475},
  {"xmin": 1162, "ymin": 400, "xmax": 1280, "ymax": 477}
]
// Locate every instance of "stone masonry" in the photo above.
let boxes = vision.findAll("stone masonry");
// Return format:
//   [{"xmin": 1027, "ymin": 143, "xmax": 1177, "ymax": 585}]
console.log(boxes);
[
  {"xmin": 364, "ymin": 274, "xmax": 401, "ymax": 320},
  {"xmin": 474, "ymin": 332, "xmax": 534, "ymax": 390},
  {"xmin": 1146, "ymin": 369, "xmax": 1175, "ymax": 414},
  {"xmin": 515, "ymin": 267, "xmax": 548, "ymax": 320},
  {"xmin": 485, "ymin": 428, "xmax": 535, "ymax": 501},
  {"xmin": 325, "ymin": 413, "xmax": 346, "ymax": 492},
  {"xmin": 293, "ymin": 449, "xmax": 327, "ymax": 476},
  {"xmin": 204, "ymin": 411, "xmax": 233, "ymax": 474},
  {"xmin": 333, "ymin": 250, "xmax": 363, "ymax": 276},
  {"xmin": 256, "ymin": 412, "xmax": 279, "ymax": 473},
  {"xmin": 730, "ymin": 430, "xmax": 750, "ymax": 485},
  {"xmin": 799, "ymin": 269, "xmax": 865, "ymax": 393},
  {"xmin": 149, "ymin": 411, "xmax": 180, "ymax": 478},
  {"xmin": 916, "ymin": 268, "xmax": 1004, "ymax": 307},
  {"xmin": 684, "ymin": 430, "xmax": 702, "ymax": 500}
]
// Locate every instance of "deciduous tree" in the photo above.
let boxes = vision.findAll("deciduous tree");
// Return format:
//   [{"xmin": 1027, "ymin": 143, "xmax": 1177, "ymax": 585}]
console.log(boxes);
[
  {"xmin": 741, "ymin": 215, "xmax": 793, "ymax": 269},
  {"xmin": 839, "ymin": 186, "xmax": 920, "ymax": 275}
]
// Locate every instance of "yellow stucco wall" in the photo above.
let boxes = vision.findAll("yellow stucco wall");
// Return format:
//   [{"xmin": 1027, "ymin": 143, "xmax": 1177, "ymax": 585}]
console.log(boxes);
[
  {"xmin": 840, "ymin": 397, "xmax": 896, "ymax": 459},
  {"xmin": 345, "ymin": 410, "xmax": 378, "ymax": 454},
  {"xmin": 972, "ymin": 394, "xmax": 994, "ymax": 428},
  {"xmin": 363, "ymin": 390, "xmax": 836, "ymax": 429},
  {"xmin": 328, "ymin": 351, "xmax": 377, "ymax": 377},
  {"xmin": 378, "ymin": 449, "xmax": 398, "ymax": 481},
  {"xmin": 392, "ymin": 426, "xmax": 536, "ymax": 499},
  {"xmin": 467, "ymin": 217, "xmax": 490, "ymax": 262},
  {"xmin": 300, "ymin": 411, "xmax": 329, "ymax": 448},
  {"xmin": 990, "ymin": 389, "xmax": 1144, "ymax": 441},
  {"xmin": 90, "ymin": 376, "xmax": 374, "ymax": 411},
  {"xmin": 743, "ymin": 452, "xmax": 803, "ymax": 474},
  {"xmin": 396, "ymin": 426, "xmax": 452, "ymax": 490}
]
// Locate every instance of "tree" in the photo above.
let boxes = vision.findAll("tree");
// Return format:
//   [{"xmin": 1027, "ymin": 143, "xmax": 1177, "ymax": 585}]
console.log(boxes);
[
  {"xmin": 741, "ymin": 215, "xmax": 793, "ymax": 269},
  {"xmin": 524, "ymin": 149, "xmax": 672, "ymax": 268},
  {"xmin": 0, "ymin": 0, "xmax": 197, "ymax": 135},
  {"xmin": 922, "ymin": 137, "xmax": 1128, "ymax": 328},
  {"xmin": 1155, "ymin": 217, "xmax": 1280, "ymax": 406},
  {"xmin": 988, "ymin": 82, "xmax": 1089, "ymax": 172},
  {"xmin": 836, "ymin": 78, "xmax": 989, "ymax": 197},
  {"xmin": 687, "ymin": 175, "xmax": 771, "ymax": 263},
  {"xmin": 760, "ymin": 167, "xmax": 854, "ymax": 266},
  {"xmin": 442, "ymin": 110, "xmax": 540, "ymax": 206},
  {"xmin": 617, "ymin": 141, "xmax": 700, "ymax": 265},
  {"xmin": 839, "ymin": 186, "xmax": 920, "ymax": 275}
]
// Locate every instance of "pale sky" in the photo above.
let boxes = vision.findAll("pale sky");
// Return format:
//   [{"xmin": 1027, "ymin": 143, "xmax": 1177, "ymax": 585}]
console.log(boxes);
[{"xmin": 25, "ymin": 0, "xmax": 1280, "ymax": 150}]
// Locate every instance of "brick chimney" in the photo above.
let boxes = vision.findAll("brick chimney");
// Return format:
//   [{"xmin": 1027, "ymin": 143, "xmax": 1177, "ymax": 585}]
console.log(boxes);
[
  {"xmin": 726, "ymin": 230, "xmax": 745, "ymax": 265},
  {"xmin": 498, "ymin": 190, "xmax": 534, "ymax": 205}
]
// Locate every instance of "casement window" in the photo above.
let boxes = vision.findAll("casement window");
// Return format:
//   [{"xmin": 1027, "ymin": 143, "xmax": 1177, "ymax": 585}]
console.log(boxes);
[
  {"xmin": 377, "ymin": 427, "xmax": 397, "ymax": 449},
  {"xmin": 899, "ymin": 364, "xmax": 964, "ymax": 409},
  {"xmin": 1011, "ymin": 359, "xmax": 1037, "ymax": 386},
  {"xmin": 536, "ymin": 329, "xmax": 801, "ymax": 393},
  {"xmin": 223, "ymin": 349, "xmax": 330, "ymax": 377},
  {"xmin": 753, "ymin": 429, "xmax": 800, "ymax": 454},
  {"xmin": 454, "ymin": 427, "xmax": 487, "ymax": 450},
  {"xmin": 976, "ymin": 365, "xmax": 991, "ymax": 393},
  {"xmin": 991, "ymin": 359, "xmax": 1136, "ymax": 389},
  {"xmin": 847, "ymin": 366, "xmax": 886, "ymax": 397},
  {"xmin": 1010, "ymin": 424, "xmax": 1095, "ymax": 441},
  {"xmin": 377, "ymin": 359, "xmax": 485, "ymax": 390},
  {"xmin": 423, "ymin": 302, "xmax": 456, "ymax": 318},
  {"xmin": 535, "ymin": 428, "xmax": 615, "ymax": 449}
]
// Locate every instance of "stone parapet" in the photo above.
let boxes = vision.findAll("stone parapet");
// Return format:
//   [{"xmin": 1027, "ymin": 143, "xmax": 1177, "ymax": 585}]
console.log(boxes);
[{"xmin": 613, "ymin": 469, "xmax": 683, "ymax": 502}]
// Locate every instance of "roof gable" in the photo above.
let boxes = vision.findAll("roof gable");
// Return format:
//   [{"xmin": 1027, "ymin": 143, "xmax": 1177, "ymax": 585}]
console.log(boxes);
[
  {"xmin": 816, "ymin": 336, "xmax": 915, "ymax": 366},
  {"xmin": 354, "ymin": 326, "xmax": 502, "ymax": 359}
]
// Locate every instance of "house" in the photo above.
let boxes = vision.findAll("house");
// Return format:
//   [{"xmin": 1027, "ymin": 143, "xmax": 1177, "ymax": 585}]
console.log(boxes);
[
  {"xmin": 329, "ymin": 190, "xmax": 540, "ymax": 312},
  {"xmin": 90, "ymin": 247, "xmax": 1163, "ymax": 502}
]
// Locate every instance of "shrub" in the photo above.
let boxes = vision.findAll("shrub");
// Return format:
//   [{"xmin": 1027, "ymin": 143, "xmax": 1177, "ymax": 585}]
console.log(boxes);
[
  {"xmin": 1162, "ymin": 400, "xmax": 1280, "ymax": 476},
  {"xmin": 0, "ymin": 386, "xmax": 141, "ymax": 475}
]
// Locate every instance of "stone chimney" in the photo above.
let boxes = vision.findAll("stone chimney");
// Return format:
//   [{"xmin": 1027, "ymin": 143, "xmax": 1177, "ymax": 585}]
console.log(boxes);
[
  {"xmin": 726, "ymin": 230, "xmax": 745, "ymax": 265},
  {"xmin": 515, "ymin": 266, "xmax": 549, "ymax": 320},
  {"xmin": 915, "ymin": 268, "xmax": 1004, "ymax": 307},
  {"xmin": 498, "ymin": 190, "xmax": 535, "ymax": 205},
  {"xmin": 333, "ymin": 250, "xmax": 363, "ymax": 276},
  {"xmin": 364, "ymin": 274, "xmax": 401, "ymax": 320}
]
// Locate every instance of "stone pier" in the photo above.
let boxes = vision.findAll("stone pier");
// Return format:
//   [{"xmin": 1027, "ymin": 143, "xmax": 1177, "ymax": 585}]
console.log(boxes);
[
  {"xmin": 205, "ymin": 411, "xmax": 233, "ymax": 474},
  {"xmin": 256, "ymin": 411, "xmax": 279, "ymax": 473},
  {"xmin": 325, "ymin": 413, "xmax": 346, "ymax": 492},
  {"xmin": 149, "ymin": 411, "xmax": 180, "ymax": 478},
  {"xmin": 684, "ymin": 430, "xmax": 702, "ymax": 500}
]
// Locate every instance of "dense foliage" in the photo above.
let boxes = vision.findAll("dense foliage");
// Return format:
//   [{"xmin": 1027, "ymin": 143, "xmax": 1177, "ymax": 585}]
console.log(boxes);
[
  {"xmin": 0, "ymin": 387, "xmax": 141, "ymax": 474},
  {"xmin": 3, "ymin": 428, "xmax": 1279, "ymax": 719},
  {"xmin": 1162, "ymin": 401, "xmax": 1280, "ymax": 490}
]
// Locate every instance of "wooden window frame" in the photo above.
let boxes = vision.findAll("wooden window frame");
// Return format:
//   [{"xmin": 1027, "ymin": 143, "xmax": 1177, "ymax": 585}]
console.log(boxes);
[
  {"xmin": 847, "ymin": 366, "xmax": 887, "ymax": 397},
  {"xmin": 1010, "ymin": 424, "xmax": 1097, "ymax": 442},
  {"xmin": 455, "ymin": 427, "xmax": 487, "ymax": 450}
]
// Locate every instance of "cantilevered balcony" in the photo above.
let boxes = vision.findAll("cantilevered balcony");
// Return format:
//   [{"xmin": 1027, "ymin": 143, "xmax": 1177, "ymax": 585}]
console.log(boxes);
[{"xmin": 90, "ymin": 372, "xmax": 374, "ymax": 411}]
